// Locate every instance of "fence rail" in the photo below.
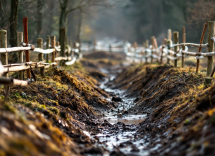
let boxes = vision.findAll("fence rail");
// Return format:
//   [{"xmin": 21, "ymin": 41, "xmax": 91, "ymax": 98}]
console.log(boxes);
[{"xmin": 0, "ymin": 17, "xmax": 82, "ymax": 87}]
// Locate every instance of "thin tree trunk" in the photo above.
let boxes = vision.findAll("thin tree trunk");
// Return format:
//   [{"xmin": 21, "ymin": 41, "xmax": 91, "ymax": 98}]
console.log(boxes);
[
  {"xmin": 9, "ymin": 0, "xmax": 18, "ymax": 47},
  {"xmin": 77, "ymin": 10, "xmax": 82, "ymax": 41},
  {"xmin": 37, "ymin": 0, "xmax": 43, "ymax": 38}
]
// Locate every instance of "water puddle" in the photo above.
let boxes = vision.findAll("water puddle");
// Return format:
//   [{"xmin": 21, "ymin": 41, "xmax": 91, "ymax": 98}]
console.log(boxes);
[{"xmin": 103, "ymin": 114, "xmax": 147, "ymax": 125}]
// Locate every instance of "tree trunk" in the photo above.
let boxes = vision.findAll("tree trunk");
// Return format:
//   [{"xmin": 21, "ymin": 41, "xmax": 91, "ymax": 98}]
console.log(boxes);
[
  {"xmin": 77, "ymin": 10, "xmax": 82, "ymax": 41},
  {"xmin": 9, "ymin": 0, "xmax": 18, "ymax": 47},
  {"xmin": 37, "ymin": 0, "xmax": 43, "ymax": 38},
  {"xmin": 47, "ymin": 0, "xmax": 55, "ymax": 35},
  {"xmin": 9, "ymin": 0, "xmax": 19, "ymax": 63},
  {"xmin": 59, "ymin": 5, "xmax": 67, "ymax": 41}
]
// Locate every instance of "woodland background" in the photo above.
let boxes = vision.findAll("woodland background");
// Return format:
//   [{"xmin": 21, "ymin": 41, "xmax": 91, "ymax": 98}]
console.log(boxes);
[{"xmin": 0, "ymin": 0, "xmax": 214, "ymax": 46}]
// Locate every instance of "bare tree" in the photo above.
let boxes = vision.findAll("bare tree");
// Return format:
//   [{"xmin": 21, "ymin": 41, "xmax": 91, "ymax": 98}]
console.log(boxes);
[{"xmin": 189, "ymin": 0, "xmax": 215, "ymax": 23}]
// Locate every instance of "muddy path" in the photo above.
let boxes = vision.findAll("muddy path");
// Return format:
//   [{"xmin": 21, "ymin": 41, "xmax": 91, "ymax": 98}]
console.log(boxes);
[{"xmin": 87, "ymin": 65, "xmax": 149, "ymax": 156}]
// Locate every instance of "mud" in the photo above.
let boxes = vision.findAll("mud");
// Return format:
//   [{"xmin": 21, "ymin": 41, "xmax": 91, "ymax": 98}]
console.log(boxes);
[{"xmin": 1, "ymin": 50, "xmax": 215, "ymax": 156}]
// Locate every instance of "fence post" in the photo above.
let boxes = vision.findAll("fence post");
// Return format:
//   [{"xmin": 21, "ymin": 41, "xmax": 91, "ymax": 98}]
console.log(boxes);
[
  {"xmin": 46, "ymin": 36, "xmax": 50, "ymax": 63},
  {"xmin": 17, "ymin": 32, "xmax": 24, "ymax": 80},
  {"xmin": 93, "ymin": 39, "xmax": 96, "ymax": 52},
  {"xmin": 207, "ymin": 21, "xmax": 215, "ymax": 76},
  {"xmin": 173, "ymin": 32, "xmax": 179, "ymax": 67},
  {"xmin": 145, "ymin": 40, "xmax": 149, "ymax": 64},
  {"xmin": 160, "ymin": 38, "xmax": 167, "ymax": 65},
  {"xmin": 65, "ymin": 36, "xmax": 69, "ymax": 60},
  {"xmin": 0, "ymin": 30, "xmax": 8, "ymax": 77},
  {"xmin": 23, "ymin": 17, "xmax": 30, "ymax": 79},
  {"xmin": 70, "ymin": 40, "xmax": 74, "ymax": 59},
  {"xmin": 196, "ymin": 22, "xmax": 208, "ymax": 74},
  {"xmin": 151, "ymin": 36, "xmax": 154, "ymax": 64},
  {"xmin": 109, "ymin": 44, "xmax": 112, "ymax": 53},
  {"xmin": 60, "ymin": 28, "xmax": 66, "ymax": 66},
  {"xmin": 182, "ymin": 27, "xmax": 186, "ymax": 68},
  {"xmin": 51, "ymin": 36, "xmax": 56, "ymax": 63},
  {"xmin": 133, "ymin": 42, "xmax": 137, "ymax": 63},
  {"xmin": 37, "ymin": 38, "xmax": 45, "ymax": 77},
  {"xmin": 56, "ymin": 41, "xmax": 60, "ymax": 67},
  {"xmin": 167, "ymin": 40, "xmax": 171, "ymax": 64},
  {"xmin": 168, "ymin": 29, "xmax": 172, "ymax": 40}
]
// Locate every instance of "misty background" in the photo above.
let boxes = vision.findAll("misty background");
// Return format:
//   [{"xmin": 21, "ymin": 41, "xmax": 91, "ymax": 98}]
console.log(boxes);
[{"xmin": 0, "ymin": 0, "xmax": 214, "ymax": 46}]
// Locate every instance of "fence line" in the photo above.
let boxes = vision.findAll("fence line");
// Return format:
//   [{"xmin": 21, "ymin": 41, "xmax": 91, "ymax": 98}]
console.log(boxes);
[{"xmin": 0, "ymin": 17, "xmax": 82, "ymax": 87}]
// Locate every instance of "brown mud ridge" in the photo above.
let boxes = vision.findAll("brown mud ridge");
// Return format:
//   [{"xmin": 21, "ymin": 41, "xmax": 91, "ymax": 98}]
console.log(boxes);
[{"xmin": 0, "ymin": 51, "xmax": 215, "ymax": 156}]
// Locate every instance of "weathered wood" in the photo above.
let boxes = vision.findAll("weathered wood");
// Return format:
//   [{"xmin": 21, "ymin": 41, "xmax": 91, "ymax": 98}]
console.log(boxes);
[
  {"xmin": 93, "ymin": 39, "xmax": 96, "ymax": 52},
  {"xmin": 207, "ymin": 21, "xmax": 215, "ymax": 76},
  {"xmin": 37, "ymin": 38, "xmax": 45, "ymax": 77},
  {"xmin": 46, "ymin": 36, "xmax": 50, "ymax": 63},
  {"xmin": 160, "ymin": 38, "xmax": 167, "ymax": 64},
  {"xmin": 56, "ymin": 41, "xmax": 60, "ymax": 67},
  {"xmin": 65, "ymin": 36, "xmax": 69, "ymax": 60},
  {"xmin": 151, "ymin": 36, "xmax": 154, "ymax": 64},
  {"xmin": 109, "ymin": 44, "xmax": 112, "ymax": 53},
  {"xmin": 17, "ymin": 32, "xmax": 24, "ymax": 80},
  {"xmin": 0, "ymin": 30, "xmax": 8, "ymax": 77},
  {"xmin": 60, "ymin": 28, "xmax": 65, "ymax": 66},
  {"xmin": 51, "ymin": 36, "xmax": 56, "ymax": 63},
  {"xmin": 168, "ymin": 29, "xmax": 172, "ymax": 40},
  {"xmin": 196, "ymin": 22, "xmax": 208, "ymax": 73},
  {"xmin": 145, "ymin": 40, "xmax": 149, "ymax": 64},
  {"xmin": 23, "ymin": 17, "xmax": 30, "ymax": 79},
  {"xmin": 133, "ymin": 42, "xmax": 137, "ymax": 63},
  {"xmin": 167, "ymin": 40, "xmax": 171, "ymax": 64},
  {"xmin": 173, "ymin": 32, "xmax": 179, "ymax": 67},
  {"xmin": 182, "ymin": 27, "xmax": 186, "ymax": 68}
]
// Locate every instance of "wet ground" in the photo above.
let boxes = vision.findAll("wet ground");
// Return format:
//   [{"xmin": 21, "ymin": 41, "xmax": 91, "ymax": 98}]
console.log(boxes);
[{"xmin": 87, "ymin": 66, "xmax": 149, "ymax": 155}]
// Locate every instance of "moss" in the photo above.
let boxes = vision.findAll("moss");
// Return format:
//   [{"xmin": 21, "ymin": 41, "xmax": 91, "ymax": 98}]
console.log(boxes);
[
  {"xmin": 24, "ymin": 102, "xmax": 33, "ymax": 108},
  {"xmin": 47, "ymin": 107, "xmax": 59, "ymax": 114}
]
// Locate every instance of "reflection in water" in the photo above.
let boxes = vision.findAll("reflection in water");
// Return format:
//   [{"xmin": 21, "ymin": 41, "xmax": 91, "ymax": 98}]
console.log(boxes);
[{"xmin": 103, "ymin": 114, "xmax": 147, "ymax": 125}]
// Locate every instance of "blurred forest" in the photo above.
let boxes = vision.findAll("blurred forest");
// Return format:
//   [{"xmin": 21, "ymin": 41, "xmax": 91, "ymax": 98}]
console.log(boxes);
[{"xmin": 0, "ymin": 0, "xmax": 214, "ymax": 46}]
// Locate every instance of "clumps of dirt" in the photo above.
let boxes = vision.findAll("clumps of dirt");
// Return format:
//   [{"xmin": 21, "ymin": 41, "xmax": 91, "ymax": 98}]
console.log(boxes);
[
  {"xmin": 111, "ymin": 63, "xmax": 215, "ymax": 155},
  {"xmin": 0, "ymin": 101, "xmax": 81, "ymax": 156},
  {"xmin": 0, "ymin": 60, "xmax": 115, "ymax": 155}
]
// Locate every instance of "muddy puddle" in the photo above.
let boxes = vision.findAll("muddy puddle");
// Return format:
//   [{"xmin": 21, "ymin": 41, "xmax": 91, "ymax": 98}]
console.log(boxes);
[{"xmin": 89, "ymin": 67, "xmax": 148, "ymax": 155}]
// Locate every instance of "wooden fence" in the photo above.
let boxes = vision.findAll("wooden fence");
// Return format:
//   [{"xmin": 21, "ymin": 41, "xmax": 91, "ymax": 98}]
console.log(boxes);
[{"xmin": 0, "ymin": 17, "xmax": 81, "ymax": 87}]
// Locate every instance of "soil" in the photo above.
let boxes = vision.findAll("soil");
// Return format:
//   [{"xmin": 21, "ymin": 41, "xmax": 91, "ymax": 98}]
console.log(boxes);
[{"xmin": 1, "ymin": 51, "xmax": 215, "ymax": 155}]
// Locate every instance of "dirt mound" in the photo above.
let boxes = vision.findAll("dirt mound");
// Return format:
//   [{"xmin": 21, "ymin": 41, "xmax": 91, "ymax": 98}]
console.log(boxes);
[
  {"xmin": 0, "ymin": 61, "xmax": 113, "ymax": 155},
  {"xmin": 111, "ymin": 63, "xmax": 215, "ymax": 155},
  {"xmin": 0, "ymin": 101, "xmax": 81, "ymax": 156}
]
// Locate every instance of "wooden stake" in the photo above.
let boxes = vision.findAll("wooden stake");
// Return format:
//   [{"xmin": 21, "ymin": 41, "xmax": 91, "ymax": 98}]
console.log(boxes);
[
  {"xmin": 93, "ymin": 39, "xmax": 96, "ymax": 52},
  {"xmin": 46, "ymin": 36, "xmax": 50, "ymax": 63},
  {"xmin": 17, "ymin": 32, "xmax": 24, "ymax": 80},
  {"xmin": 160, "ymin": 38, "xmax": 167, "ymax": 64},
  {"xmin": 0, "ymin": 30, "xmax": 8, "ymax": 77},
  {"xmin": 133, "ymin": 42, "xmax": 137, "ymax": 63},
  {"xmin": 196, "ymin": 22, "xmax": 208, "ymax": 73},
  {"xmin": 182, "ymin": 27, "xmax": 186, "ymax": 68},
  {"xmin": 145, "ymin": 40, "xmax": 149, "ymax": 64},
  {"xmin": 23, "ymin": 17, "xmax": 30, "ymax": 79},
  {"xmin": 207, "ymin": 21, "xmax": 215, "ymax": 76},
  {"xmin": 173, "ymin": 32, "xmax": 179, "ymax": 67},
  {"xmin": 168, "ymin": 29, "xmax": 172, "ymax": 40},
  {"xmin": 167, "ymin": 40, "xmax": 171, "ymax": 64},
  {"xmin": 151, "ymin": 36, "xmax": 154, "ymax": 64},
  {"xmin": 51, "ymin": 36, "xmax": 56, "ymax": 63},
  {"xmin": 56, "ymin": 41, "xmax": 60, "ymax": 67},
  {"xmin": 37, "ymin": 38, "xmax": 45, "ymax": 77}
]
